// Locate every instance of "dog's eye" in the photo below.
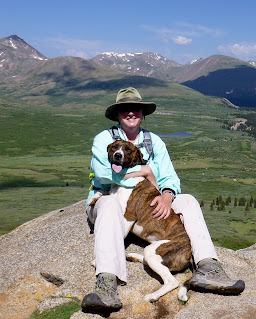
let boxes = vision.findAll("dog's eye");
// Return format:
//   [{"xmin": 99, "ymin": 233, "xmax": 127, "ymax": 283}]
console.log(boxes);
[{"xmin": 125, "ymin": 146, "xmax": 132, "ymax": 152}]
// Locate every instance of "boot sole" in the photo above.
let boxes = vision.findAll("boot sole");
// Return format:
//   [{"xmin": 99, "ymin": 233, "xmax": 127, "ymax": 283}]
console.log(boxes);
[
  {"xmin": 81, "ymin": 293, "xmax": 122, "ymax": 313},
  {"xmin": 190, "ymin": 279, "xmax": 245, "ymax": 295}
]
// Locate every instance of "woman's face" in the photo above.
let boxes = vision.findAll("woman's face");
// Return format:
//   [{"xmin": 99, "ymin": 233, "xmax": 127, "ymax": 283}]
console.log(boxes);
[{"xmin": 117, "ymin": 105, "xmax": 143, "ymax": 131}]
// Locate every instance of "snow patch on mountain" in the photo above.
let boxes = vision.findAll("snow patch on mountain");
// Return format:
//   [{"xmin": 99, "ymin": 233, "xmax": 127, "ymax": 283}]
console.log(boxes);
[
  {"xmin": 248, "ymin": 61, "xmax": 256, "ymax": 67},
  {"xmin": 9, "ymin": 37, "xmax": 18, "ymax": 49},
  {"xmin": 187, "ymin": 58, "xmax": 203, "ymax": 65}
]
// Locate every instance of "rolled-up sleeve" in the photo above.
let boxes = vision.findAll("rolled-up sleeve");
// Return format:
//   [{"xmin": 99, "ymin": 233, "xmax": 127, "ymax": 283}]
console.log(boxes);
[{"xmin": 150, "ymin": 134, "xmax": 181, "ymax": 195}]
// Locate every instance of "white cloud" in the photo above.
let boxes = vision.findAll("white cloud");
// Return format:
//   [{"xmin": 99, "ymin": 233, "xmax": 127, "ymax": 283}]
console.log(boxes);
[
  {"xmin": 218, "ymin": 43, "xmax": 256, "ymax": 60},
  {"xmin": 172, "ymin": 36, "xmax": 192, "ymax": 45},
  {"xmin": 141, "ymin": 22, "xmax": 222, "ymax": 44},
  {"xmin": 65, "ymin": 49, "xmax": 90, "ymax": 59},
  {"xmin": 176, "ymin": 22, "xmax": 223, "ymax": 37}
]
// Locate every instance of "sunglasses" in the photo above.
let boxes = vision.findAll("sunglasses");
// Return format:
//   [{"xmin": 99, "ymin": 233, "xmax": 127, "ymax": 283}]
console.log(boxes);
[{"xmin": 119, "ymin": 105, "xmax": 142, "ymax": 113}]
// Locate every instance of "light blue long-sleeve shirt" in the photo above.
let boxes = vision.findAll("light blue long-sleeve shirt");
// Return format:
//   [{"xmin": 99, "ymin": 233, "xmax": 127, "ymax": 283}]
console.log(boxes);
[{"xmin": 86, "ymin": 125, "xmax": 181, "ymax": 211}]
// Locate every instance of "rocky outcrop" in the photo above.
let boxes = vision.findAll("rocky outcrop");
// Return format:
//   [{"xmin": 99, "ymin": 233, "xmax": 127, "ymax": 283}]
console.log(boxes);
[{"xmin": 0, "ymin": 200, "xmax": 255, "ymax": 319}]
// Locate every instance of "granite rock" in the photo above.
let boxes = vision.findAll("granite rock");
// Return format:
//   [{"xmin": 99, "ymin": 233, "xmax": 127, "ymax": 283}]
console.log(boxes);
[{"xmin": 0, "ymin": 200, "xmax": 255, "ymax": 319}]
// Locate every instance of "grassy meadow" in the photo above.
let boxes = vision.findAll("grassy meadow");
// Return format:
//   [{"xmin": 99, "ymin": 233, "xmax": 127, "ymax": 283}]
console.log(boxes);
[{"xmin": 0, "ymin": 83, "xmax": 255, "ymax": 249}]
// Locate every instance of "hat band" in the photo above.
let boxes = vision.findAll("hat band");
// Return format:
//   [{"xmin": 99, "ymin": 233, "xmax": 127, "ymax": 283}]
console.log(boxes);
[{"xmin": 117, "ymin": 97, "xmax": 142, "ymax": 103}]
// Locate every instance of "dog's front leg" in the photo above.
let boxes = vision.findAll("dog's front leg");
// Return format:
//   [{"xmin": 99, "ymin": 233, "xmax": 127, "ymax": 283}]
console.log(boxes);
[{"xmin": 123, "ymin": 218, "xmax": 136, "ymax": 239}]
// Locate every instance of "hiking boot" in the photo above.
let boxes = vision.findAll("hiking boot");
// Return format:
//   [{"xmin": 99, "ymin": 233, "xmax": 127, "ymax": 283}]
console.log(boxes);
[
  {"xmin": 81, "ymin": 273, "xmax": 122, "ymax": 312},
  {"xmin": 190, "ymin": 258, "xmax": 245, "ymax": 294}
]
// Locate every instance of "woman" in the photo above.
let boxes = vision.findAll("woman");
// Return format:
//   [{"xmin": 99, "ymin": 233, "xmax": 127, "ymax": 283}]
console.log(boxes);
[{"xmin": 82, "ymin": 88, "xmax": 245, "ymax": 312}]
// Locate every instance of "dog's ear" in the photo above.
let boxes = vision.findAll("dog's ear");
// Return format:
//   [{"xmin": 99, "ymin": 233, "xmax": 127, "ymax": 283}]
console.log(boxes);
[
  {"xmin": 107, "ymin": 143, "xmax": 114, "ymax": 155},
  {"xmin": 107, "ymin": 144, "xmax": 113, "ymax": 163},
  {"xmin": 136, "ymin": 148, "xmax": 147, "ymax": 165},
  {"xmin": 107, "ymin": 142, "xmax": 113, "ymax": 152}
]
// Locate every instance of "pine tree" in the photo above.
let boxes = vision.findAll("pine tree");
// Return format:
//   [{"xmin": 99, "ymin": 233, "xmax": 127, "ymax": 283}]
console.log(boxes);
[
  {"xmin": 220, "ymin": 202, "xmax": 226, "ymax": 211},
  {"xmin": 200, "ymin": 200, "xmax": 204, "ymax": 207},
  {"xmin": 238, "ymin": 197, "xmax": 246, "ymax": 206},
  {"xmin": 225, "ymin": 196, "xmax": 231, "ymax": 205},
  {"xmin": 249, "ymin": 196, "xmax": 253, "ymax": 207}
]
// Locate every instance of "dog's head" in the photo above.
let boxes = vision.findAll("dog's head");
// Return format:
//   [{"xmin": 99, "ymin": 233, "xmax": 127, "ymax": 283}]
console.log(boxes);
[{"xmin": 107, "ymin": 140, "xmax": 147, "ymax": 173}]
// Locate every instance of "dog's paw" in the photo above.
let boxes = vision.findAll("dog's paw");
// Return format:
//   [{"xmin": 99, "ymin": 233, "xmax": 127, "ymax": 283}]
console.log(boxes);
[
  {"xmin": 88, "ymin": 190, "xmax": 109, "ymax": 206},
  {"xmin": 88, "ymin": 192, "xmax": 102, "ymax": 206},
  {"xmin": 144, "ymin": 293, "xmax": 158, "ymax": 303},
  {"xmin": 178, "ymin": 285, "xmax": 188, "ymax": 302}
]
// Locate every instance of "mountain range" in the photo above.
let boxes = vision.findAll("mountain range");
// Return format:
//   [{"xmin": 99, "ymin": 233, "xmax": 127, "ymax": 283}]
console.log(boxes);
[
  {"xmin": 91, "ymin": 52, "xmax": 256, "ymax": 82},
  {"xmin": 91, "ymin": 52, "xmax": 256, "ymax": 108},
  {"xmin": 0, "ymin": 34, "xmax": 256, "ymax": 108}
]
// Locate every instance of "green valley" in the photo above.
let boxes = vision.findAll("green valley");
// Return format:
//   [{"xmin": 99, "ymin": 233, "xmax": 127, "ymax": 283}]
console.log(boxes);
[{"xmin": 0, "ymin": 81, "xmax": 255, "ymax": 249}]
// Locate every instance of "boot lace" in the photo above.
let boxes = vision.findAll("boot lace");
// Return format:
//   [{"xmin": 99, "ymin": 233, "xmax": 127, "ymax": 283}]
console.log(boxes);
[
  {"xmin": 95, "ymin": 276, "xmax": 116, "ymax": 296},
  {"xmin": 198, "ymin": 260, "xmax": 230, "ymax": 280}
]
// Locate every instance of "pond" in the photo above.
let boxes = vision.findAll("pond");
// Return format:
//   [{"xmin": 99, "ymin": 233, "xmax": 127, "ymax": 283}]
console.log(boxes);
[{"xmin": 158, "ymin": 131, "xmax": 195, "ymax": 137}]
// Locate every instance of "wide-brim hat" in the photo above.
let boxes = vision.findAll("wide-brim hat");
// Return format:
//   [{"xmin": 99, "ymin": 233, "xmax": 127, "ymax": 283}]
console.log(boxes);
[{"xmin": 105, "ymin": 87, "xmax": 156, "ymax": 121}]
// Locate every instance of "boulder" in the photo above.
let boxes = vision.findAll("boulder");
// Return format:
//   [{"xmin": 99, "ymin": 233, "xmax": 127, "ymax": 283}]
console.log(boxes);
[{"xmin": 0, "ymin": 200, "xmax": 255, "ymax": 319}]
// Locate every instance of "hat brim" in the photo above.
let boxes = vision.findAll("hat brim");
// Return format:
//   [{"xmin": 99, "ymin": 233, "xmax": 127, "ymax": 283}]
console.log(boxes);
[{"xmin": 105, "ymin": 101, "xmax": 156, "ymax": 121}]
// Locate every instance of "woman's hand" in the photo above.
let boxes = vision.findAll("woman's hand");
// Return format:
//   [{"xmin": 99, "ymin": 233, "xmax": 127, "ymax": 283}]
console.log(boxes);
[
  {"xmin": 122, "ymin": 166, "xmax": 174, "ymax": 220},
  {"xmin": 122, "ymin": 166, "xmax": 159, "ymax": 190},
  {"xmin": 150, "ymin": 192, "xmax": 173, "ymax": 220}
]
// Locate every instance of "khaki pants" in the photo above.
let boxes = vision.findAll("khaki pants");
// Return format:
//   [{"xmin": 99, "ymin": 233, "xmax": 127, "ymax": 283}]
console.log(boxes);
[{"xmin": 88, "ymin": 194, "xmax": 218, "ymax": 283}]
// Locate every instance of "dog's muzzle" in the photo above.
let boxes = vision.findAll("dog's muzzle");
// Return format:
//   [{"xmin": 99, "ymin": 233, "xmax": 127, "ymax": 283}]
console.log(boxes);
[
  {"xmin": 111, "ymin": 150, "xmax": 124, "ymax": 173},
  {"xmin": 113, "ymin": 151, "xmax": 123, "ymax": 162}
]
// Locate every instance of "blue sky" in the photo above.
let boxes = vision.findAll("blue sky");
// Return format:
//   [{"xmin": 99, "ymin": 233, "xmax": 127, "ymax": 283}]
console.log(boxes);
[{"xmin": 1, "ymin": 0, "xmax": 256, "ymax": 64}]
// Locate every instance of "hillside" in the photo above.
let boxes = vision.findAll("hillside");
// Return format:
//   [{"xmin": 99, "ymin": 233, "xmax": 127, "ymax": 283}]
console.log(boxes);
[
  {"xmin": 182, "ymin": 62, "xmax": 256, "ymax": 108},
  {"xmin": 172, "ymin": 55, "xmax": 253, "ymax": 82},
  {"xmin": 0, "ymin": 55, "xmax": 131, "ymax": 100}
]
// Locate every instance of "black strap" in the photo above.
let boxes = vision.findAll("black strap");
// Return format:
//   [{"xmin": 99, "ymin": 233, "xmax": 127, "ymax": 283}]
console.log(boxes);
[
  {"xmin": 137, "ymin": 129, "xmax": 153, "ymax": 159},
  {"xmin": 109, "ymin": 126, "xmax": 121, "ymax": 140}
]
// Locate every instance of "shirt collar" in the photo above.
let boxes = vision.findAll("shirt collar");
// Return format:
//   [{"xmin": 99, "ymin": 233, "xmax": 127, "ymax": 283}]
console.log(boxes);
[{"xmin": 116, "ymin": 124, "xmax": 143, "ymax": 145}]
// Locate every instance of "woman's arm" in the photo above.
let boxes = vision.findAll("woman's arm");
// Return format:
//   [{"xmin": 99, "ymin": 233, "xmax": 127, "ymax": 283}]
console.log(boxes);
[
  {"xmin": 122, "ymin": 165, "xmax": 159, "ymax": 190},
  {"xmin": 152, "ymin": 134, "xmax": 181, "ymax": 195}
]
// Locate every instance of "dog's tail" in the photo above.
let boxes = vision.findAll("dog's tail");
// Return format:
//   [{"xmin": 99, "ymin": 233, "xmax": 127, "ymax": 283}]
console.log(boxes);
[{"xmin": 126, "ymin": 253, "xmax": 146, "ymax": 264}]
